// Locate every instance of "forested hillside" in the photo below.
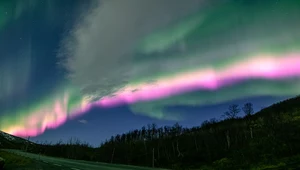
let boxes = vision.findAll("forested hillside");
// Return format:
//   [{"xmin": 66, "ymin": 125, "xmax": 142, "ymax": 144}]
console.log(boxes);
[{"xmin": 5, "ymin": 96, "xmax": 300, "ymax": 169}]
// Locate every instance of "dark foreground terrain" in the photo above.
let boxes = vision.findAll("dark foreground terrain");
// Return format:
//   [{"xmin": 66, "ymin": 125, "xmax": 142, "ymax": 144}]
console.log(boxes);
[
  {"xmin": 2, "ymin": 96, "xmax": 300, "ymax": 169},
  {"xmin": 0, "ymin": 149, "xmax": 166, "ymax": 170}
]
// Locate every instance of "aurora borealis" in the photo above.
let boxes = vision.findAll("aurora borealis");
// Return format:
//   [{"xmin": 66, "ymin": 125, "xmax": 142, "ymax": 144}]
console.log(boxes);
[{"xmin": 1, "ymin": 0, "xmax": 300, "ymax": 141}]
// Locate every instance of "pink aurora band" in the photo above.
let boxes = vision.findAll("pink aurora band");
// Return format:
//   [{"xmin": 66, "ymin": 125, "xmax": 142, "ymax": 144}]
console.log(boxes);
[
  {"xmin": 5, "ymin": 52, "xmax": 300, "ymax": 137},
  {"xmin": 97, "ymin": 53, "xmax": 300, "ymax": 107}
]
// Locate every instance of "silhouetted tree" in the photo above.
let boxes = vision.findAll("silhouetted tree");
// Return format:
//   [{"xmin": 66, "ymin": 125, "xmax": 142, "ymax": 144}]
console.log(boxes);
[
  {"xmin": 242, "ymin": 103, "xmax": 254, "ymax": 117},
  {"xmin": 223, "ymin": 104, "xmax": 240, "ymax": 119}
]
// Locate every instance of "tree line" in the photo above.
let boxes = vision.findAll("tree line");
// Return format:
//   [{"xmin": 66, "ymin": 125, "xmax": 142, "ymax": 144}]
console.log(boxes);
[{"xmin": 26, "ymin": 96, "xmax": 300, "ymax": 169}]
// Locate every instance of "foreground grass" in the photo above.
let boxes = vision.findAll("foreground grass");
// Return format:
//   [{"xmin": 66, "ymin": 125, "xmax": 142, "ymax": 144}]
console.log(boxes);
[
  {"xmin": 251, "ymin": 155, "xmax": 300, "ymax": 170},
  {"xmin": 196, "ymin": 155, "xmax": 300, "ymax": 170},
  {"xmin": 0, "ymin": 150, "xmax": 33, "ymax": 169}
]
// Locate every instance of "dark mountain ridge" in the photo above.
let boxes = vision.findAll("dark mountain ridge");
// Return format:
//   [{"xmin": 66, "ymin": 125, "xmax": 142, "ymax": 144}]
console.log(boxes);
[{"xmin": 0, "ymin": 131, "xmax": 34, "ymax": 150}]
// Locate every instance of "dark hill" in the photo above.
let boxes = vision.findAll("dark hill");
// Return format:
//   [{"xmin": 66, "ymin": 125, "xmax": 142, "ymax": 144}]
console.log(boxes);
[
  {"xmin": 255, "ymin": 95, "xmax": 300, "ymax": 117},
  {"xmin": 1, "ymin": 95, "xmax": 300, "ymax": 169},
  {"xmin": 0, "ymin": 131, "xmax": 34, "ymax": 150}
]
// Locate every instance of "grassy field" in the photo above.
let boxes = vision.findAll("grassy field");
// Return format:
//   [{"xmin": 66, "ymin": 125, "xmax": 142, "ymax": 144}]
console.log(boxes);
[
  {"xmin": 196, "ymin": 154, "xmax": 300, "ymax": 170},
  {"xmin": 0, "ymin": 150, "xmax": 34, "ymax": 170},
  {"xmin": 251, "ymin": 155, "xmax": 300, "ymax": 170}
]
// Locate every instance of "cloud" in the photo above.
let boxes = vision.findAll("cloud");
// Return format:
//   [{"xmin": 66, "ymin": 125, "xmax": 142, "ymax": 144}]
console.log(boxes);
[
  {"xmin": 59, "ymin": 0, "xmax": 206, "ymax": 98},
  {"xmin": 59, "ymin": 0, "xmax": 300, "ymax": 120},
  {"xmin": 78, "ymin": 119, "xmax": 88, "ymax": 124}
]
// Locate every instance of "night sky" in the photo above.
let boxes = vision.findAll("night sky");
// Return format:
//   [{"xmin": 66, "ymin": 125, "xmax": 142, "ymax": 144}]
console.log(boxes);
[{"xmin": 0, "ymin": 0, "xmax": 299, "ymax": 147}]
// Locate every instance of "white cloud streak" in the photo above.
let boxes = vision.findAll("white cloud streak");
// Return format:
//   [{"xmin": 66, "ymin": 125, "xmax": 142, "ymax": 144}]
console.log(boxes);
[
  {"xmin": 78, "ymin": 119, "xmax": 88, "ymax": 124},
  {"xmin": 59, "ymin": 0, "xmax": 205, "ymax": 99}
]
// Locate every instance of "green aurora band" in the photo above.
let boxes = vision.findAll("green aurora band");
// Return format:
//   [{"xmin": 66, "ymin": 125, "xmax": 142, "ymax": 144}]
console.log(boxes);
[{"xmin": 1, "ymin": 0, "xmax": 300, "ymax": 137}]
